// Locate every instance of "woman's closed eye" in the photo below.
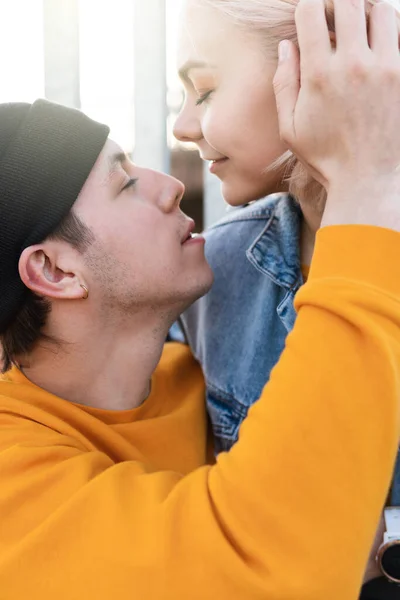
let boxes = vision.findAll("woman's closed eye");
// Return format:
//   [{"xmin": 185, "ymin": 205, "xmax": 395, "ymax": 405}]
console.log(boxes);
[{"xmin": 196, "ymin": 90, "xmax": 213, "ymax": 106}]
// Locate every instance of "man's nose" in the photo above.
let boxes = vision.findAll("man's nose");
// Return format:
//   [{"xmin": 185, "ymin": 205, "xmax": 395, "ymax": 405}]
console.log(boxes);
[
  {"xmin": 173, "ymin": 99, "xmax": 202, "ymax": 143},
  {"xmin": 158, "ymin": 174, "xmax": 185, "ymax": 212}
]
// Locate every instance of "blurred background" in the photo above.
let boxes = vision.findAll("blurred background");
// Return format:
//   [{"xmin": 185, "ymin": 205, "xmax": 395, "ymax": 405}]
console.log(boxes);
[{"xmin": 0, "ymin": 0, "xmax": 227, "ymax": 230}]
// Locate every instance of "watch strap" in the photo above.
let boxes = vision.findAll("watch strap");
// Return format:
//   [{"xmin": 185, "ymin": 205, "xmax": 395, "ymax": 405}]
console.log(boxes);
[{"xmin": 360, "ymin": 576, "xmax": 400, "ymax": 599}]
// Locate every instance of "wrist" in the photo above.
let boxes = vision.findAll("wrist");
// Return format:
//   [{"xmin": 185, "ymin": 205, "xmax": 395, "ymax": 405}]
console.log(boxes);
[
  {"xmin": 321, "ymin": 179, "xmax": 400, "ymax": 231},
  {"xmin": 363, "ymin": 565, "xmax": 383, "ymax": 586}
]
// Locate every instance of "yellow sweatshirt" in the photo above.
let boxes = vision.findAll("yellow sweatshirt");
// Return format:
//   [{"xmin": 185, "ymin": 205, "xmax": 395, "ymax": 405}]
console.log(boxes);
[{"xmin": 1, "ymin": 226, "xmax": 400, "ymax": 600}]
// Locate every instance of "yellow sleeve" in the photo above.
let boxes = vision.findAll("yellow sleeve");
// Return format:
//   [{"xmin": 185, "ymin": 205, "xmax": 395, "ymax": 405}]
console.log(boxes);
[{"xmin": 1, "ymin": 225, "xmax": 400, "ymax": 600}]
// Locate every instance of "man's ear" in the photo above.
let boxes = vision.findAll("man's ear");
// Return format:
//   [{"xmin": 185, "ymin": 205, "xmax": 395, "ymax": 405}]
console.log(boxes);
[{"xmin": 18, "ymin": 242, "xmax": 87, "ymax": 301}]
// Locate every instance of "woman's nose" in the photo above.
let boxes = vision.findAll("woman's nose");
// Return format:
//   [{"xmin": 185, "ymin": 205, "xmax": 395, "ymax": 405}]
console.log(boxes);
[{"xmin": 173, "ymin": 100, "xmax": 203, "ymax": 143}]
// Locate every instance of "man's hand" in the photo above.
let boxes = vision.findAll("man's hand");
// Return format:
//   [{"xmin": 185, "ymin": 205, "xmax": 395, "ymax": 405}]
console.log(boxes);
[{"xmin": 273, "ymin": 0, "xmax": 400, "ymax": 229}]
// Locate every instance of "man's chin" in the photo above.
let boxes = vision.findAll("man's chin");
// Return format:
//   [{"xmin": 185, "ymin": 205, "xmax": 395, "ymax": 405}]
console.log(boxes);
[
  {"xmin": 177, "ymin": 272, "xmax": 214, "ymax": 314},
  {"xmin": 190, "ymin": 279, "xmax": 214, "ymax": 306}
]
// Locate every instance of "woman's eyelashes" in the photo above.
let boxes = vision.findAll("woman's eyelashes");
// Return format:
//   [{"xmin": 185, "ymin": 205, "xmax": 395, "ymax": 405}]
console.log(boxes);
[{"xmin": 195, "ymin": 90, "xmax": 214, "ymax": 106}]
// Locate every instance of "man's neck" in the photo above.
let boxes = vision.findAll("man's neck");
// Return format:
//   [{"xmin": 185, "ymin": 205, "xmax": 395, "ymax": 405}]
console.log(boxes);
[{"xmin": 21, "ymin": 309, "xmax": 172, "ymax": 411}]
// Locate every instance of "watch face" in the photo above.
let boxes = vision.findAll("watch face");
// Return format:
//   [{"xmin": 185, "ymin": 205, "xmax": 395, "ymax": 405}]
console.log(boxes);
[{"xmin": 381, "ymin": 542, "xmax": 400, "ymax": 583}]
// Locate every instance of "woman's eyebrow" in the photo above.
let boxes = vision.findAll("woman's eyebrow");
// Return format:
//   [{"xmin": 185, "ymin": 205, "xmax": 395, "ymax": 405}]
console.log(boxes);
[{"xmin": 178, "ymin": 60, "xmax": 215, "ymax": 82}]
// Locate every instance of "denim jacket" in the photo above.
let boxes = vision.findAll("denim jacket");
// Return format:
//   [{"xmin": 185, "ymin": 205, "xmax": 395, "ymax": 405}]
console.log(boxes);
[{"xmin": 171, "ymin": 193, "xmax": 400, "ymax": 504}]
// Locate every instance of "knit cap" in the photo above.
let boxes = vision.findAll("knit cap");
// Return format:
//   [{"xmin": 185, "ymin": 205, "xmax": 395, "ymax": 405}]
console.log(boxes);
[{"xmin": 0, "ymin": 99, "xmax": 110, "ymax": 333}]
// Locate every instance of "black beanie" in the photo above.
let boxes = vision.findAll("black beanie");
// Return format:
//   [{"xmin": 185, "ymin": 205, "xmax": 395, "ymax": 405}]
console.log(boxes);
[{"xmin": 0, "ymin": 99, "xmax": 110, "ymax": 334}]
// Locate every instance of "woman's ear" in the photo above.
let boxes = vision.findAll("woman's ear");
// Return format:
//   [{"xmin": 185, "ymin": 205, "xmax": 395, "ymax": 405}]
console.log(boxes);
[{"xmin": 18, "ymin": 243, "xmax": 86, "ymax": 301}]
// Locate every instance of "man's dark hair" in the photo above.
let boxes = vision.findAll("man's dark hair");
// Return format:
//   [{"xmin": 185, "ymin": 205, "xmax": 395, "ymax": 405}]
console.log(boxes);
[{"xmin": 1, "ymin": 211, "xmax": 94, "ymax": 372}]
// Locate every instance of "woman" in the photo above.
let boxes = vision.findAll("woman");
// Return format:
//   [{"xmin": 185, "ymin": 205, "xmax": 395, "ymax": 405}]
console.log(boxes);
[{"xmin": 171, "ymin": 0, "xmax": 400, "ymax": 596}]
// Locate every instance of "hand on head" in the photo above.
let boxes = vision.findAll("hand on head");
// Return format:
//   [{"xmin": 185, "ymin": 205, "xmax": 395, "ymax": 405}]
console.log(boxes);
[{"xmin": 273, "ymin": 0, "xmax": 400, "ymax": 228}]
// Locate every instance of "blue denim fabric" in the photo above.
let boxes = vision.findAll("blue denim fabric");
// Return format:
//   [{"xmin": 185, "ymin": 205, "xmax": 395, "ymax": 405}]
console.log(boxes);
[{"xmin": 171, "ymin": 193, "xmax": 400, "ymax": 504}]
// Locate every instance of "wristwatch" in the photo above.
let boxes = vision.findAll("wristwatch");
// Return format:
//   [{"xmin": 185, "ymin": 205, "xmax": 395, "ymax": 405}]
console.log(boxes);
[{"xmin": 376, "ymin": 507, "xmax": 400, "ymax": 585}]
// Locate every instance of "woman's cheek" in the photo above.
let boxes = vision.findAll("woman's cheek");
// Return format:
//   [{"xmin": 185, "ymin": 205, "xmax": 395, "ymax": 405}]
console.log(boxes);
[{"xmin": 202, "ymin": 111, "xmax": 231, "ymax": 154}]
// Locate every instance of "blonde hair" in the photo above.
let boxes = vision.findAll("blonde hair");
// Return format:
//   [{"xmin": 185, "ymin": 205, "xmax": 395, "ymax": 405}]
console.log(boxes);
[{"xmin": 197, "ymin": 0, "xmax": 400, "ymax": 207}]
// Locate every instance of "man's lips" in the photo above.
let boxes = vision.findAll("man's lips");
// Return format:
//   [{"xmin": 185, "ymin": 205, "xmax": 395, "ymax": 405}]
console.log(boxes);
[
  {"xmin": 182, "ymin": 233, "xmax": 205, "ymax": 247},
  {"xmin": 181, "ymin": 219, "xmax": 205, "ymax": 246},
  {"xmin": 181, "ymin": 219, "xmax": 196, "ymax": 244}
]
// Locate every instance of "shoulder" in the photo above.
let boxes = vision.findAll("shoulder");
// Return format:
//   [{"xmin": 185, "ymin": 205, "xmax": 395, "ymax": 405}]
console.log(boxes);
[
  {"xmin": 203, "ymin": 193, "xmax": 297, "ymax": 260},
  {"xmin": 0, "ymin": 384, "xmax": 68, "ymax": 454},
  {"xmin": 201, "ymin": 193, "xmax": 301, "ymax": 277},
  {"xmin": 0, "ymin": 370, "xmax": 86, "ymax": 452},
  {"xmin": 0, "ymin": 369, "xmax": 27, "ymax": 415}
]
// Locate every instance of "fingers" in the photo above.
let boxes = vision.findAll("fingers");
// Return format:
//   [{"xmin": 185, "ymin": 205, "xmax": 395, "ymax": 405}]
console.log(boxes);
[
  {"xmin": 369, "ymin": 2, "xmax": 400, "ymax": 58},
  {"xmin": 296, "ymin": 0, "xmax": 398, "ymax": 61},
  {"xmin": 273, "ymin": 41, "xmax": 301, "ymax": 144},
  {"xmin": 333, "ymin": 0, "xmax": 369, "ymax": 52},
  {"xmin": 295, "ymin": 0, "xmax": 331, "ymax": 76}
]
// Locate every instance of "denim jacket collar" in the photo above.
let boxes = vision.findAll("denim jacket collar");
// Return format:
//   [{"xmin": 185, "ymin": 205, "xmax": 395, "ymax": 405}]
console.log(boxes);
[{"xmin": 245, "ymin": 194, "xmax": 303, "ymax": 290}]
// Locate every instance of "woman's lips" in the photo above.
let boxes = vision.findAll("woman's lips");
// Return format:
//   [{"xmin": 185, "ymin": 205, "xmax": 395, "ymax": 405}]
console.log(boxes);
[{"xmin": 209, "ymin": 157, "xmax": 229, "ymax": 174}]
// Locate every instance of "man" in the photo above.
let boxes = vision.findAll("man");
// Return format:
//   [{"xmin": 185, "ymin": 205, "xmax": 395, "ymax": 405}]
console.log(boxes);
[{"xmin": 0, "ymin": 2, "xmax": 400, "ymax": 599}]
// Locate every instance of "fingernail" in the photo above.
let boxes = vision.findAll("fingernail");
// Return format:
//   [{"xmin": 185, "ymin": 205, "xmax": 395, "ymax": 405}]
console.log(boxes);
[{"xmin": 279, "ymin": 40, "xmax": 290, "ymax": 62}]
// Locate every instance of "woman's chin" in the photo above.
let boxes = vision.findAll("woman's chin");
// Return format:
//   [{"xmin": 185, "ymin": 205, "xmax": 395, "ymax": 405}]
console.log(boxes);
[{"xmin": 221, "ymin": 179, "xmax": 280, "ymax": 208}]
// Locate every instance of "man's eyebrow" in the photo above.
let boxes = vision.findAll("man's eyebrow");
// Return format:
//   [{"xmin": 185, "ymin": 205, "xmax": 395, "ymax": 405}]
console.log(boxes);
[
  {"xmin": 108, "ymin": 151, "xmax": 128, "ymax": 174},
  {"xmin": 178, "ymin": 60, "xmax": 215, "ymax": 82}
]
